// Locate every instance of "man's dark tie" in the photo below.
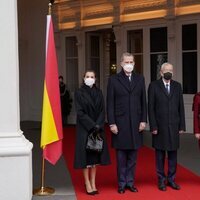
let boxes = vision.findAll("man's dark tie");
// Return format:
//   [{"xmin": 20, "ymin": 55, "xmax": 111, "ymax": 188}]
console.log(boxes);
[
  {"xmin": 128, "ymin": 75, "xmax": 131, "ymax": 82},
  {"xmin": 165, "ymin": 84, "xmax": 170, "ymax": 94}
]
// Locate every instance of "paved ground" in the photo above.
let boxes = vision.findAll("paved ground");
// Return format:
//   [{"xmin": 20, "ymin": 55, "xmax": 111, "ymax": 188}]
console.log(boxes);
[
  {"xmin": 21, "ymin": 121, "xmax": 76, "ymax": 200},
  {"xmin": 143, "ymin": 131, "xmax": 200, "ymax": 176},
  {"xmin": 21, "ymin": 121, "xmax": 200, "ymax": 200}
]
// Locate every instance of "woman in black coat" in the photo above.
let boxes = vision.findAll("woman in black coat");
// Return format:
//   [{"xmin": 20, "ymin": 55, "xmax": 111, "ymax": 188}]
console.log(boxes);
[{"xmin": 74, "ymin": 70, "xmax": 110, "ymax": 195}]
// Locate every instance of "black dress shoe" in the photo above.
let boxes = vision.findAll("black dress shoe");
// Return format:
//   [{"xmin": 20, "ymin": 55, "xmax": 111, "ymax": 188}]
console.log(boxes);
[
  {"xmin": 118, "ymin": 188, "xmax": 125, "ymax": 194},
  {"xmin": 126, "ymin": 186, "xmax": 138, "ymax": 192},
  {"xmin": 158, "ymin": 181, "xmax": 167, "ymax": 191},
  {"xmin": 167, "ymin": 182, "xmax": 180, "ymax": 190}
]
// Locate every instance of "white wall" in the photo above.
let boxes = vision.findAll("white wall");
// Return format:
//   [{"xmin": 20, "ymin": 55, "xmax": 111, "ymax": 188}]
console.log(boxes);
[{"xmin": 0, "ymin": 0, "xmax": 33, "ymax": 199}]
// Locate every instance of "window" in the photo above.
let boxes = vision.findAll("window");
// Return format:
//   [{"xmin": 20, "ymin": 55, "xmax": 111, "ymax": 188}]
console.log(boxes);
[
  {"xmin": 86, "ymin": 33, "xmax": 101, "ymax": 86},
  {"xmin": 65, "ymin": 36, "xmax": 78, "ymax": 91},
  {"xmin": 127, "ymin": 29, "xmax": 143, "ymax": 74},
  {"xmin": 89, "ymin": 35, "xmax": 100, "ymax": 81},
  {"xmin": 182, "ymin": 24, "xmax": 197, "ymax": 94},
  {"xmin": 150, "ymin": 27, "xmax": 168, "ymax": 81}
]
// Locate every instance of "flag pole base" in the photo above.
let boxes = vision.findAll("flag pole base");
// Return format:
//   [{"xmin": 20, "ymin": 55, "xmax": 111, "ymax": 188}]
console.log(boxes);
[{"xmin": 33, "ymin": 187, "xmax": 55, "ymax": 196}]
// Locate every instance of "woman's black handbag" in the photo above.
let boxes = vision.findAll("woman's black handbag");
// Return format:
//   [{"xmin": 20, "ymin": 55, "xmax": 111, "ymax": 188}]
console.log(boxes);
[{"xmin": 86, "ymin": 132, "xmax": 103, "ymax": 152}]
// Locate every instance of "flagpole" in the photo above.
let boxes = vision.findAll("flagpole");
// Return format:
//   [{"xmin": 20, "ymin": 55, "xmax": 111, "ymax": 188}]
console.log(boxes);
[
  {"xmin": 33, "ymin": 1, "xmax": 55, "ymax": 196},
  {"xmin": 48, "ymin": 1, "xmax": 52, "ymax": 15},
  {"xmin": 33, "ymin": 157, "xmax": 55, "ymax": 195}
]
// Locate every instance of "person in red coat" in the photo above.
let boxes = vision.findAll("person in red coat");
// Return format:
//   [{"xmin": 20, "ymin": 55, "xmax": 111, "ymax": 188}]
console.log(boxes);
[{"xmin": 193, "ymin": 92, "xmax": 200, "ymax": 146}]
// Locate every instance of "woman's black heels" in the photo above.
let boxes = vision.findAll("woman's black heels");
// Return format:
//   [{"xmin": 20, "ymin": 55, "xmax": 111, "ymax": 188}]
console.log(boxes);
[
  {"xmin": 85, "ymin": 185, "xmax": 95, "ymax": 195},
  {"xmin": 93, "ymin": 190, "xmax": 99, "ymax": 194},
  {"xmin": 86, "ymin": 191, "xmax": 95, "ymax": 195}
]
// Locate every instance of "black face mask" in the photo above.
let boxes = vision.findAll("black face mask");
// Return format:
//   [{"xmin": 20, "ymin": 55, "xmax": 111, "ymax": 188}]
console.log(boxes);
[{"xmin": 163, "ymin": 72, "xmax": 172, "ymax": 80}]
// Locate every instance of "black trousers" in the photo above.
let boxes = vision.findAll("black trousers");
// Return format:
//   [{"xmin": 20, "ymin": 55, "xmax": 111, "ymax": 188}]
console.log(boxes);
[
  {"xmin": 155, "ymin": 149, "xmax": 177, "ymax": 182},
  {"xmin": 116, "ymin": 149, "xmax": 137, "ymax": 189}
]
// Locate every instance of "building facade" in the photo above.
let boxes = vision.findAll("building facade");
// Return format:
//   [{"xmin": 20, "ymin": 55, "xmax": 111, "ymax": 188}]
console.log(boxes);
[{"xmin": 52, "ymin": 0, "xmax": 200, "ymax": 132}]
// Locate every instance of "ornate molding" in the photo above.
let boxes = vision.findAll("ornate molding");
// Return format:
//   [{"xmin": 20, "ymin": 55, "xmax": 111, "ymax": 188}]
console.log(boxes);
[
  {"xmin": 177, "ymin": 0, "xmax": 200, "ymax": 7},
  {"xmin": 123, "ymin": 0, "xmax": 166, "ymax": 13},
  {"xmin": 113, "ymin": 25, "xmax": 121, "ymax": 45},
  {"xmin": 54, "ymin": 0, "xmax": 200, "ymax": 30},
  {"xmin": 83, "ymin": 6, "xmax": 114, "ymax": 19}
]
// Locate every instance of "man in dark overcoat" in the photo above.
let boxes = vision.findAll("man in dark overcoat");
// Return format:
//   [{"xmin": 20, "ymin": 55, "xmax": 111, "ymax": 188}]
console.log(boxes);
[
  {"xmin": 107, "ymin": 52, "xmax": 147, "ymax": 194},
  {"xmin": 148, "ymin": 62, "xmax": 185, "ymax": 191}
]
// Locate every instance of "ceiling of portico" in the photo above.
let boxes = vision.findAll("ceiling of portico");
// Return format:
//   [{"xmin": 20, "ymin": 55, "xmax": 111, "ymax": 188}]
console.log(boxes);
[{"xmin": 52, "ymin": 0, "xmax": 200, "ymax": 30}]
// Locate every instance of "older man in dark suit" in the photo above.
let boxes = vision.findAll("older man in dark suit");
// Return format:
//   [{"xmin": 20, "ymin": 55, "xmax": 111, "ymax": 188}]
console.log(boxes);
[
  {"xmin": 107, "ymin": 52, "xmax": 147, "ymax": 194},
  {"xmin": 148, "ymin": 62, "xmax": 185, "ymax": 191}
]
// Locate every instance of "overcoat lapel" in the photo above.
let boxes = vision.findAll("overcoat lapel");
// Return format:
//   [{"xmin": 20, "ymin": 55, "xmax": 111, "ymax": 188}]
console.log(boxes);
[
  {"xmin": 168, "ymin": 80, "xmax": 175, "ymax": 98},
  {"xmin": 117, "ymin": 71, "xmax": 130, "ymax": 92},
  {"xmin": 158, "ymin": 78, "xmax": 170, "ymax": 97},
  {"xmin": 117, "ymin": 70, "xmax": 140, "ymax": 93},
  {"xmin": 130, "ymin": 73, "xmax": 140, "ymax": 92},
  {"xmin": 80, "ymin": 87, "xmax": 96, "ymax": 110}
]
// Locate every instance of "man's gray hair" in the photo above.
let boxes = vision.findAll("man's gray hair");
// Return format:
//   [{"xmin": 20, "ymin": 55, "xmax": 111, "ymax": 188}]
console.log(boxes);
[
  {"xmin": 120, "ymin": 52, "xmax": 134, "ymax": 62},
  {"xmin": 160, "ymin": 62, "xmax": 173, "ymax": 71}
]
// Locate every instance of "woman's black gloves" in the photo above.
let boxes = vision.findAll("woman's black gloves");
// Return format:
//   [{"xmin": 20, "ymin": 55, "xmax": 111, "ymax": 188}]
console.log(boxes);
[{"xmin": 89, "ymin": 125, "xmax": 102, "ymax": 137}]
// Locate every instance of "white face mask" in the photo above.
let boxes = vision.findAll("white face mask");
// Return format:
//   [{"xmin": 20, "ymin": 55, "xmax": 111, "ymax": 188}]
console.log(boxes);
[
  {"xmin": 84, "ymin": 77, "xmax": 95, "ymax": 87},
  {"xmin": 123, "ymin": 63, "xmax": 134, "ymax": 73}
]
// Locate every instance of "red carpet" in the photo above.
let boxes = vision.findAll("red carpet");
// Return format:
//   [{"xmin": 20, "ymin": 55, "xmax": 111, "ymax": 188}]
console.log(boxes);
[{"xmin": 63, "ymin": 126, "xmax": 200, "ymax": 200}]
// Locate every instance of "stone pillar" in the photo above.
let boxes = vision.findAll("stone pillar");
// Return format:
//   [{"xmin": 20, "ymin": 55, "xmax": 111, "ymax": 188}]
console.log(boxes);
[
  {"xmin": 113, "ymin": 25, "xmax": 122, "ymax": 72},
  {"xmin": 0, "ymin": 1, "xmax": 33, "ymax": 200},
  {"xmin": 166, "ymin": 0, "xmax": 177, "ymax": 78},
  {"xmin": 76, "ymin": 29, "xmax": 85, "ymax": 84}
]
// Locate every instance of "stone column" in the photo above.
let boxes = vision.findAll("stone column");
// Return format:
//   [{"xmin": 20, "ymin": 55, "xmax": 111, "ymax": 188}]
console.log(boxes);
[
  {"xmin": 166, "ymin": 0, "xmax": 177, "ymax": 78},
  {"xmin": 0, "ymin": 1, "xmax": 33, "ymax": 200},
  {"xmin": 76, "ymin": 29, "xmax": 85, "ymax": 84},
  {"xmin": 113, "ymin": 25, "xmax": 122, "ymax": 72}
]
